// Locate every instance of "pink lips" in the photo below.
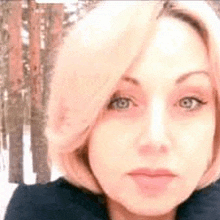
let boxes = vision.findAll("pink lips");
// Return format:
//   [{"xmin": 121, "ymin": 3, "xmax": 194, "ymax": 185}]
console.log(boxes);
[{"xmin": 128, "ymin": 168, "xmax": 176, "ymax": 193}]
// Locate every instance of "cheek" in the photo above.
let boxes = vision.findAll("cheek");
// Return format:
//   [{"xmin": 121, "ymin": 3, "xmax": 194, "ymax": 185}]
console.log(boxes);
[
  {"xmin": 87, "ymin": 111, "xmax": 216, "ymax": 216},
  {"xmin": 88, "ymin": 120, "xmax": 134, "ymax": 172},
  {"xmin": 174, "ymin": 114, "xmax": 215, "ymax": 175}
]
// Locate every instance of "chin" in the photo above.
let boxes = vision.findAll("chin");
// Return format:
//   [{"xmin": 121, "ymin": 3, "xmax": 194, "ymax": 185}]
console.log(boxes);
[
  {"xmin": 128, "ymin": 202, "xmax": 175, "ymax": 217},
  {"xmin": 114, "ymin": 193, "xmax": 177, "ymax": 218}
]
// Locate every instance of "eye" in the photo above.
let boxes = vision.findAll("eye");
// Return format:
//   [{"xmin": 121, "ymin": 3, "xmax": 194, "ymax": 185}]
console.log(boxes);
[
  {"xmin": 178, "ymin": 97, "xmax": 207, "ymax": 111},
  {"xmin": 107, "ymin": 97, "xmax": 134, "ymax": 110}
]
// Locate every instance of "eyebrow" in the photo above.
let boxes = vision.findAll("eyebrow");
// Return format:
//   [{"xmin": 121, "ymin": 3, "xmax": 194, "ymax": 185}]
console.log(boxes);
[
  {"xmin": 122, "ymin": 71, "xmax": 210, "ymax": 87},
  {"xmin": 121, "ymin": 76, "xmax": 140, "ymax": 86},
  {"xmin": 175, "ymin": 71, "xmax": 210, "ymax": 84}
]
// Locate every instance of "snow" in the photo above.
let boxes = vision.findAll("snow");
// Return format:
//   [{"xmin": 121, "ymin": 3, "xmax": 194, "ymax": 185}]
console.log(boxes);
[
  {"xmin": 0, "ymin": 170, "xmax": 17, "ymax": 220},
  {"xmin": 0, "ymin": 126, "xmax": 62, "ymax": 220}
]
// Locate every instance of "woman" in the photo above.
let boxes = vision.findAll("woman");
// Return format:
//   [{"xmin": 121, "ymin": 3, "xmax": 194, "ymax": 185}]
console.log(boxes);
[{"xmin": 4, "ymin": 1, "xmax": 220, "ymax": 219}]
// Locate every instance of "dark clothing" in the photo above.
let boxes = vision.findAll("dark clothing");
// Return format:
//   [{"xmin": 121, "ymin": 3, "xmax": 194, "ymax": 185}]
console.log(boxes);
[
  {"xmin": 4, "ymin": 178, "xmax": 109, "ymax": 220},
  {"xmin": 4, "ymin": 177, "xmax": 220, "ymax": 220}
]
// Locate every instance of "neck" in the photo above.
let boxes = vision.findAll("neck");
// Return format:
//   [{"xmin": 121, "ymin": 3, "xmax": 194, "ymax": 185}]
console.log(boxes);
[{"xmin": 107, "ymin": 198, "xmax": 176, "ymax": 220}]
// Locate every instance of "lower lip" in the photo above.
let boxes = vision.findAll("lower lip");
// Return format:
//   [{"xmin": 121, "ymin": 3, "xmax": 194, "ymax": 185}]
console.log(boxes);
[{"xmin": 130, "ymin": 175, "xmax": 175, "ymax": 194}]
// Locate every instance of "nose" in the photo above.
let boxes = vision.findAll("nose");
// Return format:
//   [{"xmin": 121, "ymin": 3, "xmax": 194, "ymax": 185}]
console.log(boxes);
[{"xmin": 137, "ymin": 98, "xmax": 171, "ymax": 154}]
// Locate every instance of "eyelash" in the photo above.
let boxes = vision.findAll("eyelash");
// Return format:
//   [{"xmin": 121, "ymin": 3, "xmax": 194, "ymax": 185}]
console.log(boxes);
[
  {"xmin": 177, "ymin": 96, "xmax": 207, "ymax": 111},
  {"xmin": 107, "ymin": 96, "xmax": 136, "ymax": 110},
  {"xmin": 107, "ymin": 95, "xmax": 208, "ymax": 112}
]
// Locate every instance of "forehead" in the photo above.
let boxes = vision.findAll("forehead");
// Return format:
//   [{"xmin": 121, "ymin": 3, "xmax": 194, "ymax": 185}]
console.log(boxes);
[{"xmin": 122, "ymin": 16, "xmax": 210, "ymax": 87}]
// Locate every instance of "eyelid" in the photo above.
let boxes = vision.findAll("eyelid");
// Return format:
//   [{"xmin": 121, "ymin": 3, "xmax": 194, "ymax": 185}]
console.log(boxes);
[
  {"xmin": 109, "ymin": 91, "xmax": 138, "ymax": 103},
  {"xmin": 176, "ymin": 96, "xmax": 208, "ymax": 112},
  {"xmin": 175, "ymin": 86, "xmax": 213, "ymax": 99},
  {"xmin": 179, "ymin": 96, "xmax": 207, "ymax": 104},
  {"xmin": 107, "ymin": 93, "xmax": 138, "ymax": 110},
  {"xmin": 109, "ymin": 96, "xmax": 136, "ymax": 105}
]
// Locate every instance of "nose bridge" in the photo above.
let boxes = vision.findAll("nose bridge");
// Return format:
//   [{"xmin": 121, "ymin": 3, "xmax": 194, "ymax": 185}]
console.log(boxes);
[
  {"xmin": 150, "ymin": 97, "xmax": 166, "ymax": 138},
  {"xmin": 138, "ymin": 96, "xmax": 170, "ymax": 152}
]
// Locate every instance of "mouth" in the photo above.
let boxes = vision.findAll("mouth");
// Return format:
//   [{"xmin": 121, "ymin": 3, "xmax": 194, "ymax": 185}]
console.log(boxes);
[
  {"xmin": 128, "ymin": 168, "xmax": 177, "ymax": 193},
  {"xmin": 128, "ymin": 168, "xmax": 176, "ymax": 177}
]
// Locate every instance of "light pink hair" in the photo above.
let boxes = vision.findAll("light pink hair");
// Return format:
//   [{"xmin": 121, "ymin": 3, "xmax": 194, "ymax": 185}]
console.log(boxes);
[{"xmin": 46, "ymin": 0, "xmax": 220, "ymax": 193}]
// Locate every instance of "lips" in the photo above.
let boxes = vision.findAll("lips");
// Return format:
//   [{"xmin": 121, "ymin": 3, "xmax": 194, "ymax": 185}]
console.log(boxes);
[
  {"xmin": 128, "ymin": 168, "xmax": 176, "ymax": 193},
  {"xmin": 128, "ymin": 168, "xmax": 176, "ymax": 177}
]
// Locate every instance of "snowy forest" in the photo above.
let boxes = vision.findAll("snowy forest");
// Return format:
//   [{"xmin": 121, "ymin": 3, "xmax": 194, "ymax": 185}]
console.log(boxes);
[{"xmin": 0, "ymin": 0, "xmax": 99, "ymax": 185}]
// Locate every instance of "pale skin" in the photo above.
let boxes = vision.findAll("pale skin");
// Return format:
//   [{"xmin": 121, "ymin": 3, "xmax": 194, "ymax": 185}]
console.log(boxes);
[{"xmin": 88, "ymin": 16, "xmax": 215, "ymax": 220}]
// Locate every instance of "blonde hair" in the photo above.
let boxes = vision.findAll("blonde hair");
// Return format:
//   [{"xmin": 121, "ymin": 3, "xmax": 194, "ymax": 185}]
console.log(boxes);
[{"xmin": 46, "ymin": 0, "xmax": 220, "ymax": 193}]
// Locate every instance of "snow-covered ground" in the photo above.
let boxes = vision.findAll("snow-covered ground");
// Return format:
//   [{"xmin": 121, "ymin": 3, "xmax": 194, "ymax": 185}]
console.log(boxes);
[
  {"xmin": 0, "ymin": 169, "xmax": 17, "ymax": 220},
  {"xmin": 0, "ymin": 126, "xmax": 62, "ymax": 220}
]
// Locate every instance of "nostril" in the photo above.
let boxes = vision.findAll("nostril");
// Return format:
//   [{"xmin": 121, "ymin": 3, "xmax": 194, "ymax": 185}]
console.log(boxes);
[{"xmin": 138, "ymin": 143, "xmax": 169, "ymax": 156}]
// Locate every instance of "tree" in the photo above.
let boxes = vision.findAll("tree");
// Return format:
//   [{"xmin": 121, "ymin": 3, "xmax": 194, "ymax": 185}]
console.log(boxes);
[
  {"xmin": 28, "ymin": 0, "xmax": 51, "ymax": 183},
  {"xmin": 8, "ymin": 0, "xmax": 24, "ymax": 183},
  {"xmin": 0, "ymin": 1, "xmax": 9, "ymax": 172},
  {"xmin": 42, "ymin": 3, "xmax": 64, "ymax": 107}
]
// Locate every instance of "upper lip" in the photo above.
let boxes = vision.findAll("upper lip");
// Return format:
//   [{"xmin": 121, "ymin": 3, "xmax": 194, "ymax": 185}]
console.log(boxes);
[{"xmin": 128, "ymin": 168, "xmax": 176, "ymax": 177}]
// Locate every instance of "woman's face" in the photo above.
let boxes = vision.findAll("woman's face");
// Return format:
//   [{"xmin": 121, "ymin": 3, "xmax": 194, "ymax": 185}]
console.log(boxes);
[{"xmin": 88, "ymin": 17, "xmax": 215, "ymax": 218}]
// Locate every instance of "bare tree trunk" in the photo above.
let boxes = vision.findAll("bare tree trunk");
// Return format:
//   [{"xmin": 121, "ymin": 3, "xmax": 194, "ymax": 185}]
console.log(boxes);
[
  {"xmin": 0, "ymin": 88, "xmax": 5, "ymax": 171},
  {"xmin": 2, "ymin": 99, "xmax": 7, "ymax": 150},
  {"xmin": 28, "ymin": 0, "xmax": 50, "ymax": 183},
  {"xmin": 8, "ymin": 0, "xmax": 24, "ymax": 183},
  {"xmin": 42, "ymin": 3, "xmax": 63, "ymax": 107},
  {"xmin": 49, "ymin": 4, "xmax": 64, "ymax": 48},
  {"xmin": 41, "ymin": 4, "xmax": 63, "ymax": 174},
  {"xmin": 0, "ymin": 2, "xmax": 9, "ymax": 153}
]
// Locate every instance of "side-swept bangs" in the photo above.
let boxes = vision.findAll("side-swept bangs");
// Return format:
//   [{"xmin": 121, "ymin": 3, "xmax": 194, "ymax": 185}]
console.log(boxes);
[{"xmin": 46, "ymin": 0, "xmax": 220, "ymax": 192}]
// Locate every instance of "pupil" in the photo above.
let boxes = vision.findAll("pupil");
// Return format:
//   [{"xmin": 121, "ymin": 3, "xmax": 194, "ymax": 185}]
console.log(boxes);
[
  {"xmin": 117, "ymin": 99, "xmax": 129, "ymax": 108},
  {"xmin": 181, "ymin": 98, "xmax": 192, "ymax": 108}
]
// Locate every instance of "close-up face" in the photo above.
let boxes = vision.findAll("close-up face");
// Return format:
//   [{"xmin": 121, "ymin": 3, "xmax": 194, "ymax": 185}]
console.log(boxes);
[{"xmin": 88, "ymin": 16, "xmax": 216, "ymax": 218}]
